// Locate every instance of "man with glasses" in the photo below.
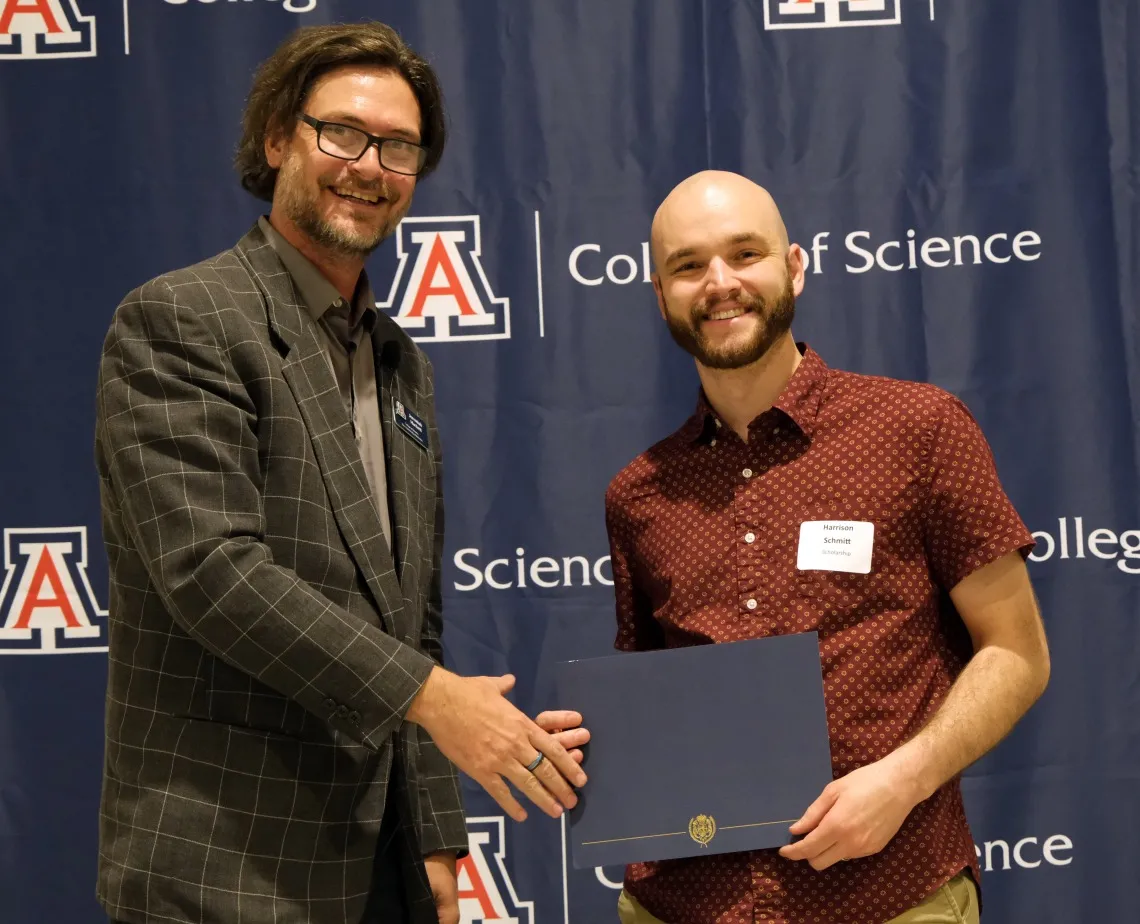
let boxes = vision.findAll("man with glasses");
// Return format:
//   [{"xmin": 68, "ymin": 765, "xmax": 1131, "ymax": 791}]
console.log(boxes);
[{"xmin": 95, "ymin": 22, "xmax": 587, "ymax": 924}]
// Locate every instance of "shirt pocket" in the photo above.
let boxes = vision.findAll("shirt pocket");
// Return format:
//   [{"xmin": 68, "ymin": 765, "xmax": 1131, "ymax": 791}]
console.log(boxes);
[
  {"xmin": 797, "ymin": 569, "xmax": 890, "ymax": 619},
  {"xmin": 795, "ymin": 517, "xmax": 893, "ymax": 622}
]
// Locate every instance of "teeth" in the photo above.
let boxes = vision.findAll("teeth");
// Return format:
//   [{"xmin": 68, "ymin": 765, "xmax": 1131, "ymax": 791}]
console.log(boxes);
[
  {"xmin": 708, "ymin": 308, "xmax": 745, "ymax": 321},
  {"xmin": 335, "ymin": 188, "xmax": 380, "ymax": 203}
]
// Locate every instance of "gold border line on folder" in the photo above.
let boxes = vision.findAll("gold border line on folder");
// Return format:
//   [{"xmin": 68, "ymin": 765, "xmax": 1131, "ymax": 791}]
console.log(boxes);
[{"xmin": 582, "ymin": 818, "xmax": 799, "ymax": 846}]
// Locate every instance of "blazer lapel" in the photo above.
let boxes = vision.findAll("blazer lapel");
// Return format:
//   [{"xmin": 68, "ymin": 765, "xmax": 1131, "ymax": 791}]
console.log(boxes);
[
  {"xmin": 373, "ymin": 317, "xmax": 437, "ymax": 646},
  {"xmin": 376, "ymin": 336, "xmax": 416, "ymax": 582},
  {"xmin": 234, "ymin": 225, "xmax": 406, "ymax": 633}
]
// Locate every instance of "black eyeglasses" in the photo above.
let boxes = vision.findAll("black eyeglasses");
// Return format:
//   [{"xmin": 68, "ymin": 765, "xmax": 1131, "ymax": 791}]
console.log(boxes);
[{"xmin": 298, "ymin": 114, "xmax": 428, "ymax": 176}]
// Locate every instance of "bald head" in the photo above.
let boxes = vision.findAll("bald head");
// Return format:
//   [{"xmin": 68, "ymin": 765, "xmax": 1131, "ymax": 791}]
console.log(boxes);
[
  {"xmin": 651, "ymin": 171, "xmax": 790, "ymax": 272},
  {"xmin": 649, "ymin": 171, "xmax": 806, "ymax": 369}
]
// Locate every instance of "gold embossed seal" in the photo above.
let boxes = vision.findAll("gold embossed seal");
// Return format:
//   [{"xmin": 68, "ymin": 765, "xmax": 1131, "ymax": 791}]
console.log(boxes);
[{"xmin": 688, "ymin": 814, "xmax": 716, "ymax": 847}]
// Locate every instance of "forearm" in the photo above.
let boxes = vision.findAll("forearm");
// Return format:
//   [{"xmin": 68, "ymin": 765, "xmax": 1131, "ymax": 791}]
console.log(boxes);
[
  {"xmin": 161, "ymin": 536, "xmax": 435, "ymax": 748},
  {"xmin": 890, "ymin": 642, "xmax": 1048, "ymax": 801}
]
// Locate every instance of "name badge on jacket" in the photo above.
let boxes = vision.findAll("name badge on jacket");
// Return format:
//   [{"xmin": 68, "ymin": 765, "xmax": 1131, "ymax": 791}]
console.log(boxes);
[
  {"xmin": 796, "ymin": 521, "xmax": 874, "ymax": 574},
  {"xmin": 393, "ymin": 398, "xmax": 430, "ymax": 450}
]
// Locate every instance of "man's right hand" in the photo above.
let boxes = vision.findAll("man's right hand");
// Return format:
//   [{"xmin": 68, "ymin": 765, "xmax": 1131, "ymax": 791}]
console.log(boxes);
[{"xmin": 406, "ymin": 668, "xmax": 587, "ymax": 822}]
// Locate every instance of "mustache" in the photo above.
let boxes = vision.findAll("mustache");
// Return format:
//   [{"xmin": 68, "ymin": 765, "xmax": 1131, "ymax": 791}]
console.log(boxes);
[
  {"xmin": 321, "ymin": 176, "xmax": 392, "ymax": 198},
  {"xmin": 692, "ymin": 297, "xmax": 762, "ymax": 320}
]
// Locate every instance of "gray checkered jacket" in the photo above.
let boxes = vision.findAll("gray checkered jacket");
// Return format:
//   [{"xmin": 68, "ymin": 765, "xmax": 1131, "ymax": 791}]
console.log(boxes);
[{"xmin": 94, "ymin": 223, "xmax": 466, "ymax": 923}]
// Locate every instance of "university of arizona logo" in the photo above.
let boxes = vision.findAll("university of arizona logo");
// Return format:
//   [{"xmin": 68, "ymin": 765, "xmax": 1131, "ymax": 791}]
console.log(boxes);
[
  {"xmin": 0, "ymin": 0, "xmax": 96, "ymax": 59},
  {"xmin": 457, "ymin": 817, "xmax": 535, "ymax": 924},
  {"xmin": 765, "ymin": 0, "xmax": 926, "ymax": 29},
  {"xmin": 379, "ymin": 216, "xmax": 510, "ymax": 342},
  {"xmin": 0, "ymin": 528, "xmax": 108, "ymax": 653}
]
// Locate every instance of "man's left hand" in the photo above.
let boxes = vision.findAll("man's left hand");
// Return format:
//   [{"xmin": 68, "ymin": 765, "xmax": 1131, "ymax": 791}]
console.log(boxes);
[
  {"xmin": 778, "ymin": 755, "xmax": 922, "ymax": 870},
  {"xmin": 424, "ymin": 851, "xmax": 459, "ymax": 924}
]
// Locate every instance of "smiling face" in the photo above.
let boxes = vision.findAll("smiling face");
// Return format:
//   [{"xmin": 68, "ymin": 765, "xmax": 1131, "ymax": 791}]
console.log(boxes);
[
  {"xmin": 265, "ymin": 65, "xmax": 422, "ymax": 259},
  {"xmin": 651, "ymin": 172, "xmax": 805, "ymax": 370}
]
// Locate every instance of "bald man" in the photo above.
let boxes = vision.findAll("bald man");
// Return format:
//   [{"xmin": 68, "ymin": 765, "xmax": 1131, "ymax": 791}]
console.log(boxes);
[{"xmin": 595, "ymin": 172, "xmax": 1050, "ymax": 924}]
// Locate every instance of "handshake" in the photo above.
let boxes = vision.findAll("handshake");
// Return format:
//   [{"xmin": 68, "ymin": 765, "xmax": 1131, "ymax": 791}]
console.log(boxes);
[{"xmin": 406, "ymin": 666, "xmax": 590, "ymax": 820}]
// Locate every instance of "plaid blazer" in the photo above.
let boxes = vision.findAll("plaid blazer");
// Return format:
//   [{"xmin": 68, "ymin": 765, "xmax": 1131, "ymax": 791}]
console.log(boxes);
[{"xmin": 94, "ymin": 223, "xmax": 467, "ymax": 923}]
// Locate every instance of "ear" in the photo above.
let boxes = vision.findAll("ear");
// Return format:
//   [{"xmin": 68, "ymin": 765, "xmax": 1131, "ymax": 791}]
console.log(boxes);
[
  {"xmin": 787, "ymin": 243, "xmax": 807, "ymax": 297},
  {"xmin": 652, "ymin": 274, "xmax": 668, "ymax": 321},
  {"xmin": 264, "ymin": 120, "xmax": 290, "ymax": 170}
]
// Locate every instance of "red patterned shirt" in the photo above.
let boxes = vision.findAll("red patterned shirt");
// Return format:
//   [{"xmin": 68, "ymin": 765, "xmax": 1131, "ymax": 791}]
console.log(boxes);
[{"xmin": 605, "ymin": 346, "xmax": 1033, "ymax": 924}]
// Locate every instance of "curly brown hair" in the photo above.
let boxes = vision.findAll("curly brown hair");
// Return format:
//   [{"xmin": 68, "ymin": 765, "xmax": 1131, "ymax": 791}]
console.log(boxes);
[{"xmin": 235, "ymin": 22, "xmax": 447, "ymax": 201}]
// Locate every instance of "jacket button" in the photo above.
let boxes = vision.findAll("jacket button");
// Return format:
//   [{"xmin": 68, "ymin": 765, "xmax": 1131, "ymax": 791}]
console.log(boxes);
[
  {"xmin": 323, "ymin": 697, "xmax": 336, "ymax": 711},
  {"xmin": 349, "ymin": 711, "xmax": 361, "ymax": 725},
  {"xmin": 336, "ymin": 705, "xmax": 349, "ymax": 717}
]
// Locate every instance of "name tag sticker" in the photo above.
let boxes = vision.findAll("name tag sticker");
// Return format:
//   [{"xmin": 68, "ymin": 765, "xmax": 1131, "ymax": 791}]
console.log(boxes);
[
  {"xmin": 393, "ymin": 398, "xmax": 430, "ymax": 451},
  {"xmin": 796, "ymin": 521, "xmax": 874, "ymax": 574}
]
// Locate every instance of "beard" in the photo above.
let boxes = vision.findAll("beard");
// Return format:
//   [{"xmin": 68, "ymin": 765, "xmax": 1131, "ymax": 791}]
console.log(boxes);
[
  {"xmin": 274, "ymin": 150, "xmax": 409, "ymax": 258},
  {"xmin": 664, "ymin": 274, "xmax": 796, "ymax": 370}
]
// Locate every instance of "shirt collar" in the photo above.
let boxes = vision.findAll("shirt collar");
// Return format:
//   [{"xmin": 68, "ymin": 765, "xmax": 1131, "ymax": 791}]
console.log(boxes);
[
  {"xmin": 258, "ymin": 216, "xmax": 377, "ymax": 337},
  {"xmin": 682, "ymin": 343, "xmax": 830, "ymax": 444}
]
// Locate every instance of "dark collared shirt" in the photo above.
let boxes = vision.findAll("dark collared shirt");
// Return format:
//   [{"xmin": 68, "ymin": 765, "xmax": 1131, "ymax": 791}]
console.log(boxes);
[
  {"xmin": 605, "ymin": 346, "xmax": 1033, "ymax": 924},
  {"xmin": 259, "ymin": 216, "xmax": 392, "ymax": 548}
]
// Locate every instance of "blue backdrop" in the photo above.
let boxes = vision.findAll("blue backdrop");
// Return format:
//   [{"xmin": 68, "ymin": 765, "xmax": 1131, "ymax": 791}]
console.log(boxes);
[{"xmin": 1, "ymin": 1, "xmax": 1137, "ymax": 921}]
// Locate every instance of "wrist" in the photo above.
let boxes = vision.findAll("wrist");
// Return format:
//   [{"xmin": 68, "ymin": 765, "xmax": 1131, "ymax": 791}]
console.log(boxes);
[
  {"xmin": 406, "ymin": 665, "xmax": 446, "ymax": 727},
  {"xmin": 885, "ymin": 742, "xmax": 938, "ymax": 806}
]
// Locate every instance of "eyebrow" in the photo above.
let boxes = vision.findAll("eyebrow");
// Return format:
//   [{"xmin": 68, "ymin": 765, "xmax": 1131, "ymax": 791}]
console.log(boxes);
[
  {"xmin": 664, "ymin": 232, "xmax": 772, "ymax": 268},
  {"xmin": 316, "ymin": 112, "xmax": 421, "ymax": 143}
]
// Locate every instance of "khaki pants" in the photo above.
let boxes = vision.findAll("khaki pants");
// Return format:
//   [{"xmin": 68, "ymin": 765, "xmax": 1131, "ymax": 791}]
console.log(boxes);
[{"xmin": 617, "ymin": 871, "xmax": 979, "ymax": 924}]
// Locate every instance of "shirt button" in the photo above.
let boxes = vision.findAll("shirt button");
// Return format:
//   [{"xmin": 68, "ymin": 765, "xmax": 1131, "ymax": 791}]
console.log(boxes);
[
  {"xmin": 773, "ymin": 426, "xmax": 782, "ymax": 436},
  {"xmin": 742, "ymin": 468, "xmax": 753, "ymax": 478},
  {"xmin": 710, "ymin": 439, "xmax": 717, "ymax": 447},
  {"xmin": 745, "ymin": 598, "xmax": 757, "ymax": 610},
  {"xmin": 714, "ymin": 419, "xmax": 722, "ymax": 428},
  {"xmin": 744, "ymin": 532, "xmax": 756, "ymax": 544}
]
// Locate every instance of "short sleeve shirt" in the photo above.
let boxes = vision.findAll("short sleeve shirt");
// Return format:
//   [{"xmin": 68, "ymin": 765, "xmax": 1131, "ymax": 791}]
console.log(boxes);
[{"xmin": 604, "ymin": 345, "xmax": 1034, "ymax": 924}]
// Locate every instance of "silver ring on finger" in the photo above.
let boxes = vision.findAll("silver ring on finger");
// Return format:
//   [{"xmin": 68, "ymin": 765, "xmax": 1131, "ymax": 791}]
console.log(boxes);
[{"xmin": 525, "ymin": 752, "xmax": 545, "ymax": 773}]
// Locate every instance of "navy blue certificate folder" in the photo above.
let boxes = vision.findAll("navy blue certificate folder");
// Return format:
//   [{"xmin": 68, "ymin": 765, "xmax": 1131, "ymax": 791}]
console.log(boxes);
[{"xmin": 555, "ymin": 632, "xmax": 834, "ymax": 868}]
